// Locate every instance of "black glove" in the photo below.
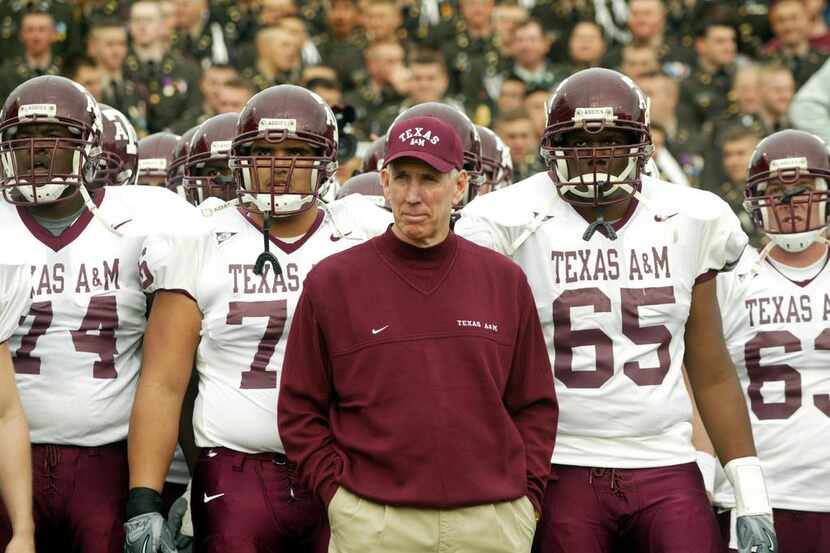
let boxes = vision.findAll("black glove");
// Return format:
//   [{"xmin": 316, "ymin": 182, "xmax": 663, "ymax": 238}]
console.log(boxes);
[{"xmin": 123, "ymin": 487, "xmax": 178, "ymax": 553}]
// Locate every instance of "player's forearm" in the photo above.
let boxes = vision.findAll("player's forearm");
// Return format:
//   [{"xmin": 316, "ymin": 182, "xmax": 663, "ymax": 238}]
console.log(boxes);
[
  {"xmin": 688, "ymin": 364, "xmax": 756, "ymax": 464},
  {"xmin": 0, "ymin": 410, "xmax": 34, "ymax": 536},
  {"xmin": 128, "ymin": 381, "xmax": 185, "ymax": 491}
]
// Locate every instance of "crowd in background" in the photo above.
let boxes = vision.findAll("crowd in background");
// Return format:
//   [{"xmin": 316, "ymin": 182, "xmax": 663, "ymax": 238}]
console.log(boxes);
[{"xmin": 4, "ymin": 0, "xmax": 830, "ymax": 238}]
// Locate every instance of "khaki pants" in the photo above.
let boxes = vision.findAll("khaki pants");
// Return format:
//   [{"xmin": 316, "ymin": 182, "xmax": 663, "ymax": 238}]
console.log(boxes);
[{"xmin": 327, "ymin": 487, "xmax": 536, "ymax": 553}]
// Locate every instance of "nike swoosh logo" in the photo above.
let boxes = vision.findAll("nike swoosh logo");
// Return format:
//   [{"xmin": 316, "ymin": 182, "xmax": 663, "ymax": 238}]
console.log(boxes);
[
  {"xmin": 204, "ymin": 492, "xmax": 225, "ymax": 503},
  {"xmin": 141, "ymin": 535, "xmax": 151, "ymax": 553},
  {"xmin": 655, "ymin": 212, "xmax": 679, "ymax": 222},
  {"xmin": 331, "ymin": 231, "xmax": 353, "ymax": 242},
  {"xmin": 371, "ymin": 325, "xmax": 389, "ymax": 335},
  {"xmin": 113, "ymin": 218, "xmax": 133, "ymax": 230}
]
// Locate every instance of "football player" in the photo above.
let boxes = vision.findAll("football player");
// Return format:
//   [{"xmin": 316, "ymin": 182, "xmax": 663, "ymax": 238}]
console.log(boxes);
[
  {"xmin": 137, "ymin": 132, "xmax": 180, "ymax": 187},
  {"xmin": 715, "ymin": 129, "xmax": 830, "ymax": 553},
  {"xmin": 0, "ymin": 261, "xmax": 36, "ymax": 553},
  {"xmin": 456, "ymin": 68, "xmax": 777, "ymax": 553},
  {"xmin": 0, "ymin": 75, "xmax": 197, "ymax": 553},
  {"xmin": 182, "ymin": 113, "xmax": 238, "ymax": 207},
  {"xmin": 477, "ymin": 125, "xmax": 513, "ymax": 195},
  {"xmin": 125, "ymin": 84, "xmax": 392, "ymax": 553},
  {"xmin": 91, "ymin": 104, "xmax": 139, "ymax": 188},
  {"xmin": 334, "ymin": 171, "xmax": 386, "ymax": 210},
  {"xmin": 360, "ymin": 136, "xmax": 386, "ymax": 174},
  {"xmin": 167, "ymin": 126, "xmax": 200, "ymax": 198}
]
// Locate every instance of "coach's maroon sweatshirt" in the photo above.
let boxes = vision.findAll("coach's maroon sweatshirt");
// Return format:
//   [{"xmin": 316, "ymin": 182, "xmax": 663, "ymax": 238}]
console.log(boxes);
[{"xmin": 277, "ymin": 228, "xmax": 557, "ymax": 513}]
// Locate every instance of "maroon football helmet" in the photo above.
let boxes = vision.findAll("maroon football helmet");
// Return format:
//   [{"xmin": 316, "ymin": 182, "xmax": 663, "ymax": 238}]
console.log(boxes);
[
  {"xmin": 361, "ymin": 137, "xmax": 387, "ymax": 173},
  {"xmin": 477, "ymin": 125, "xmax": 513, "ymax": 194},
  {"xmin": 541, "ymin": 68, "xmax": 652, "ymax": 208},
  {"xmin": 137, "ymin": 132, "xmax": 179, "ymax": 186},
  {"xmin": 91, "ymin": 104, "xmax": 139, "ymax": 189},
  {"xmin": 745, "ymin": 129, "xmax": 830, "ymax": 252},
  {"xmin": 389, "ymin": 102, "xmax": 484, "ymax": 204},
  {"xmin": 229, "ymin": 84, "xmax": 338, "ymax": 216},
  {"xmin": 335, "ymin": 171, "xmax": 388, "ymax": 210},
  {"xmin": 167, "ymin": 126, "xmax": 200, "ymax": 196},
  {"xmin": 183, "ymin": 112, "xmax": 238, "ymax": 206},
  {"xmin": 0, "ymin": 75, "xmax": 103, "ymax": 205}
]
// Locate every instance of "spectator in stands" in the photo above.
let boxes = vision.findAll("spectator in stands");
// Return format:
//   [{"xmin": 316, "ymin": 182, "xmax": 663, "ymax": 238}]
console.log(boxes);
[
  {"xmin": 259, "ymin": 0, "xmax": 299, "ymax": 25},
  {"xmin": 492, "ymin": 4, "xmax": 528, "ymax": 57},
  {"xmin": 680, "ymin": 17, "xmax": 738, "ymax": 132},
  {"xmin": 789, "ymin": 56, "xmax": 830, "ymax": 144},
  {"xmin": 170, "ymin": 0, "xmax": 232, "ymax": 69},
  {"xmin": 714, "ymin": 126, "xmax": 763, "ymax": 242},
  {"xmin": 125, "ymin": 0, "xmax": 201, "ymax": 133},
  {"xmin": 307, "ymin": 76, "xmax": 344, "ymax": 108},
  {"xmin": 244, "ymin": 26, "xmax": 304, "ymax": 91},
  {"xmin": 806, "ymin": 0, "xmax": 830, "ymax": 44},
  {"xmin": 506, "ymin": 19, "xmax": 562, "ymax": 91},
  {"xmin": 637, "ymin": 70, "xmax": 702, "ymax": 180},
  {"xmin": 562, "ymin": 21, "xmax": 606, "ymax": 73},
  {"xmin": 649, "ymin": 122, "xmax": 691, "ymax": 187},
  {"xmin": 364, "ymin": 0, "xmax": 405, "ymax": 45},
  {"xmin": 314, "ymin": 0, "xmax": 366, "ymax": 92},
  {"xmin": 619, "ymin": 44, "xmax": 660, "ymax": 79},
  {"xmin": 764, "ymin": 0, "xmax": 830, "ymax": 87},
  {"xmin": 0, "ymin": 9, "xmax": 61, "ymax": 100},
  {"xmin": 496, "ymin": 76, "xmax": 527, "ymax": 116},
  {"xmin": 279, "ymin": 16, "xmax": 323, "ymax": 67},
  {"xmin": 757, "ymin": 63, "xmax": 795, "ymax": 132},
  {"xmin": 442, "ymin": 0, "xmax": 503, "ymax": 119},
  {"xmin": 731, "ymin": 64, "xmax": 763, "ymax": 116},
  {"xmin": 66, "ymin": 55, "xmax": 106, "ymax": 102},
  {"xmin": 376, "ymin": 49, "xmax": 464, "ymax": 131},
  {"xmin": 494, "ymin": 108, "xmax": 542, "ymax": 182},
  {"xmin": 524, "ymin": 87, "xmax": 549, "ymax": 142},
  {"xmin": 172, "ymin": 63, "xmax": 239, "ymax": 133},
  {"xmin": 348, "ymin": 41, "xmax": 409, "ymax": 138},
  {"xmin": 217, "ymin": 77, "xmax": 256, "ymax": 113},
  {"xmin": 88, "ymin": 19, "xmax": 148, "ymax": 135},
  {"xmin": 602, "ymin": 0, "xmax": 692, "ymax": 71}
]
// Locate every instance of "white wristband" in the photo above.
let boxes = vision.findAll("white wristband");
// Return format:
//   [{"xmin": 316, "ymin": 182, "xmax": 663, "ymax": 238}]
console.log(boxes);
[
  {"xmin": 723, "ymin": 456, "xmax": 772, "ymax": 517},
  {"xmin": 695, "ymin": 451, "xmax": 717, "ymax": 497}
]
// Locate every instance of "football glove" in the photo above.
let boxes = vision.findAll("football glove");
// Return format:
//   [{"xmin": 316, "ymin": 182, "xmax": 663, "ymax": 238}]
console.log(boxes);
[
  {"xmin": 724, "ymin": 457, "xmax": 778, "ymax": 553},
  {"xmin": 123, "ymin": 487, "xmax": 177, "ymax": 553}
]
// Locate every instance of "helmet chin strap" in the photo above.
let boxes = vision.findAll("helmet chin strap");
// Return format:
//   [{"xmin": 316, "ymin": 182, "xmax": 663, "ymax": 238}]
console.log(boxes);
[{"xmin": 253, "ymin": 211, "xmax": 282, "ymax": 277}]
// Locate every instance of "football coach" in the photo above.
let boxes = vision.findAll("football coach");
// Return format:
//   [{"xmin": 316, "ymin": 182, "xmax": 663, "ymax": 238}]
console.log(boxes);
[{"xmin": 278, "ymin": 114, "xmax": 558, "ymax": 553}]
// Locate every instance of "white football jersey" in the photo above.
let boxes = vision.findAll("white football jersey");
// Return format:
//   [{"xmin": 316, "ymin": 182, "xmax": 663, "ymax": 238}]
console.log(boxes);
[
  {"xmin": 0, "ymin": 262, "xmax": 33, "ymax": 343},
  {"xmin": 715, "ymin": 248, "xmax": 830, "ymax": 512},
  {"xmin": 141, "ymin": 196, "xmax": 392, "ymax": 454},
  {"xmin": 457, "ymin": 172, "xmax": 747, "ymax": 468},
  {"xmin": 3, "ymin": 186, "xmax": 198, "ymax": 446}
]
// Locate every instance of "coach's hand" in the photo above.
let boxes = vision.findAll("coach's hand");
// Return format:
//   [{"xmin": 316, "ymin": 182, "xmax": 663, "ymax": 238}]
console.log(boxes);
[
  {"xmin": 123, "ymin": 487, "xmax": 177, "ymax": 553},
  {"xmin": 724, "ymin": 457, "xmax": 777, "ymax": 553}
]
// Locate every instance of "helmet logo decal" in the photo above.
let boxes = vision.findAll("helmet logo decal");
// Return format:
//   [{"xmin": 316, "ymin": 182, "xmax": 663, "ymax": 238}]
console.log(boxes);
[
  {"xmin": 770, "ymin": 157, "xmax": 808, "ymax": 173},
  {"xmin": 574, "ymin": 107, "xmax": 617, "ymax": 124},
  {"xmin": 19, "ymin": 104, "xmax": 57, "ymax": 120},
  {"xmin": 259, "ymin": 118, "xmax": 297, "ymax": 132},
  {"xmin": 210, "ymin": 140, "xmax": 232, "ymax": 155}
]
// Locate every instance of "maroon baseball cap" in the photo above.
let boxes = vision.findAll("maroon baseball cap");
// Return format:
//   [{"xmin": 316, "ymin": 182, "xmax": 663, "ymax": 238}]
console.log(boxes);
[{"xmin": 383, "ymin": 115, "xmax": 464, "ymax": 173}]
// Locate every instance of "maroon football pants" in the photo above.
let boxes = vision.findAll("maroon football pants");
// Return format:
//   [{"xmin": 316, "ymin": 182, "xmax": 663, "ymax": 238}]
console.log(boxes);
[
  {"xmin": 532, "ymin": 463, "xmax": 723, "ymax": 553},
  {"xmin": 718, "ymin": 508, "xmax": 830, "ymax": 553},
  {"xmin": 0, "ymin": 441, "xmax": 127, "ymax": 553},
  {"xmin": 190, "ymin": 447, "xmax": 328, "ymax": 553}
]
